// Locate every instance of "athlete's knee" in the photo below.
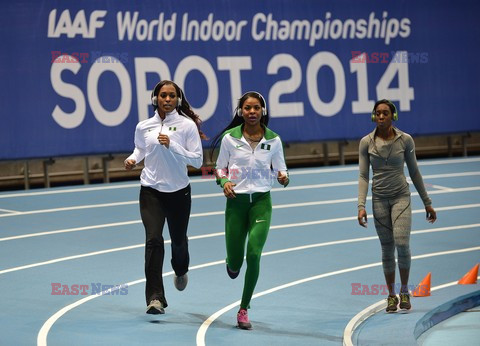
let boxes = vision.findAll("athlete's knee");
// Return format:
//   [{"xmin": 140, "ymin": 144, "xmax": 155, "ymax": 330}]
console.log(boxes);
[
  {"xmin": 381, "ymin": 245, "xmax": 396, "ymax": 271},
  {"xmin": 382, "ymin": 246, "xmax": 395, "ymax": 260},
  {"xmin": 380, "ymin": 238, "xmax": 395, "ymax": 255},
  {"xmin": 146, "ymin": 237, "xmax": 163, "ymax": 248},
  {"xmin": 382, "ymin": 260, "xmax": 396, "ymax": 274},
  {"xmin": 170, "ymin": 236, "xmax": 188, "ymax": 249},
  {"xmin": 245, "ymin": 251, "xmax": 261, "ymax": 266},
  {"xmin": 396, "ymin": 244, "xmax": 411, "ymax": 269},
  {"xmin": 227, "ymin": 256, "xmax": 243, "ymax": 271}
]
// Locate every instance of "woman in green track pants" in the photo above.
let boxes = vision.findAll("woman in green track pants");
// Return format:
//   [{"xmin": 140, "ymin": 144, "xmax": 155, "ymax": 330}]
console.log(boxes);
[{"xmin": 211, "ymin": 91, "xmax": 289, "ymax": 330}]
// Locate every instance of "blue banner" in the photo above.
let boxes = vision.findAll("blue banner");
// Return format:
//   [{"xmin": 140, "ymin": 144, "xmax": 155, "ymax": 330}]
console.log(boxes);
[{"xmin": 1, "ymin": 0, "xmax": 479, "ymax": 160}]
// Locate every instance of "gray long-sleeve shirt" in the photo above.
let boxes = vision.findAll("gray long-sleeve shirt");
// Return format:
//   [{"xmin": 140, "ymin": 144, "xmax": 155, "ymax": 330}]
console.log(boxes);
[{"xmin": 357, "ymin": 127, "xmax": 432, "ymax": 211}]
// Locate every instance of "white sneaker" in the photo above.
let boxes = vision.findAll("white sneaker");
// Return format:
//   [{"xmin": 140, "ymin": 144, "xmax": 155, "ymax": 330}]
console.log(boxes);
[
  {"xmin": 174, "ymin": 273, "xmax": 188, "ymax": 291},
  {"xmin": 146, "ymin": 299, "xmax": 165, "ymax": 314}
]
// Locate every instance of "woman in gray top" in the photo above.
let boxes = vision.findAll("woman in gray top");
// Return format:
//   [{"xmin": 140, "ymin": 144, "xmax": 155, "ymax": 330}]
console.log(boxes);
[{"xmin": 357, "ymin": 99, "xmax": 437, "ymax": 313}]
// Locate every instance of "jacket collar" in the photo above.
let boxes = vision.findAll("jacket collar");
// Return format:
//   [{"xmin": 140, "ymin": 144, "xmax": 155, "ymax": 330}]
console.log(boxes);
[
  {"xmin": 368, "ymin": 126, "xmax": 403, "ymax": 141},
  {"xmin": 229, "ymin": 124, "xmax": 278, "ymax": 140},
  {"xmin": 155, "ymin": 109, "xmax": 181, "ymax": 124}
]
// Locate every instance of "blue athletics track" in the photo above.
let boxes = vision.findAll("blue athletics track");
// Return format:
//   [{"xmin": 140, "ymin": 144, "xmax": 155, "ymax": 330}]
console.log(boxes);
[{"xmin": 0, "ymin": 156, "xmax": 479, "ymax": 346}]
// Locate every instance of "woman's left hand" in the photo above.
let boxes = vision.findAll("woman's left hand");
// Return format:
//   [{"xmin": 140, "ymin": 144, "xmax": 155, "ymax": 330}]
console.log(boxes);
[
  {"xmin": 425, "ymin": 206, "xmax": 437, "ymax": 223},
  {"xmin": 277, "ymin": 171, "xmax": 289, "ymax": 187},
  {"xmin": 158, "ymin": 134, "xmax": 170, "ymax": 148}
]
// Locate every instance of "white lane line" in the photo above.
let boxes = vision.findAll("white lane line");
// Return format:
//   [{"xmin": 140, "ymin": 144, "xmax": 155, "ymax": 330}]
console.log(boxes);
[
  {"xmin": 2, "ymin": 206, "xmax": 479, "ymax": 277},
  {"xmin": 0, "ymin": 232, "xmax": 221, "ymax": 275},
  {"xmin": 0, "ymin": 221, "xmax": 142, "ymax": 242},
  {"xmin": 0, "ymin": 201, "xmax": 137, "ymax": 218},
  {"xmin": 342, "ymin": 275, "xmax": 480, "ymax": 346},
  {"xmin": 419, "ymin": 171, "xmax": 480, "ymax": 179},
  {"xmin": 1, "ymin": 193, "xmax": 479, "ymax": 243},
  {"xmin": 36, "ymin": 256, "xmax": 224, "ymax": 346},
  {"xmin": 427, "ymin": 186, "xmax": 480, "ymax": 195},
  {"xmin": 290, "ymin": 159, "xmax": 480, "ymax": 175},
  {"xmin": 430, "ymin": 185, "xmax": 455, "ymax": 191},
  {"xmin": 195, "ymin": 246, "xmax": 480, "ymax": 346},
  {"xmin": 35, "ymin": 241, "xmax": 480, "ymax": 346},
  {"xmin": 0, "ymin": 181, "xmax": 360, "ymax": 213},
  {"xmin": 4, "ymin": 181, "xmax": 480, "ymax": 241},
  {"xmin": 1, "ymin": 195, "xmax": 479, "ymax": 248},
  {"xmin": 343, "ymin": 300, "xmax": 385, "ymax": 346},
  {"xmin": 3, "ymin": 170, "xmax": 480, "ymax": 217},
  {"xmin": 0, "ymin": 208, "xmax": 19, "ymax": 213},
  {"xmin": 0, "ymin": 244, "xmax": 143, "ymax": 275},
  {"xmin": 417, "ymin": 157, "xmax": 480, "ymax": 165},
  {"xmin": 1, "ymin": 182, "xmax": 479, "ymax": 220},
  {"xmin": 411, "ymin": 223, "xmax": 480, "ymax": 235},
  {"xmin": 0, "ymin": 208, "xmax": 20, "ymax": 214},
  {"xmin": 0, "ymin": 183, "xmax": 140, "ymax": 198},
  {"xmin": 193, "ymin": 181, "xmax": 361, "ymax": 199},
  {"xmin": 3, "ymin": 157, "xmax": 480, "ymax": 199},
  {"xmin": 0, "ymin": 183, "xmax": 350, "ymax": 218},
  {"xmin": 36, "ymin": 277, "xmax": 147, "ymax": 346},
  {"xmin": 0, "ymin": 179, "xmax": 207, "ymax": 199},
  {"xmin": 265, "ymin": 223, "xmax": 480, "ymax": 255},
  {"xmin": 2, "ymin": 184, "xmax": 480, "ymax": 241}
]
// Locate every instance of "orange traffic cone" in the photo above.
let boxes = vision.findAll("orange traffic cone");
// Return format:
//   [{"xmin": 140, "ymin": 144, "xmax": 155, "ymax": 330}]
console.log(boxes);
[
  {"xmin": 412, "ymin": 272, "xmax": 431, "ymax": 297},
  {"xmin": 458, "ymin": 264, "xmax": 479, "ymax": 285}
]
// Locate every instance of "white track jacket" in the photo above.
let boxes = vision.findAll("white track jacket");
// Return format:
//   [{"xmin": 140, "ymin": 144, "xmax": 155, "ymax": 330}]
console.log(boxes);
[
  {"xmin": 127, "ymin": 110, "xmax": 203, "ymax": 192},
  {"xmin": 215, "ymin": 124, "xmax": 288, "ymax": 193}
]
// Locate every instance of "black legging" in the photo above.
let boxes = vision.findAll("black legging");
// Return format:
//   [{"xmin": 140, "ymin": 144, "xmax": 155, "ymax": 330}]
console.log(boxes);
[{"xmin": 139, "ymin": 185, "xmax": 191, "ymax": 307}]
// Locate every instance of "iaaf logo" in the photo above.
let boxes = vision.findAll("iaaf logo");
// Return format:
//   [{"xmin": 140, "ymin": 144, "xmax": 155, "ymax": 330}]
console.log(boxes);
[
  {"xmin": 47, "ymin": 9, "xmax": 107, "ymax": 39},
  {"xmin": 51, "ymin": 283, "xmax": 128, "ymax": 295}
]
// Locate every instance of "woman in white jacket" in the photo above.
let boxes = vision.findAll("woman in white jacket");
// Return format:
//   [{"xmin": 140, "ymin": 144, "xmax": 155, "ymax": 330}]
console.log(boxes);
[
  {"xmin": 211, "ymin": 91, "xmax": 289, "ymax": 330},
  {"xmin": 125, "ymin": 80, "xmax": 205, "ymax": 315}
]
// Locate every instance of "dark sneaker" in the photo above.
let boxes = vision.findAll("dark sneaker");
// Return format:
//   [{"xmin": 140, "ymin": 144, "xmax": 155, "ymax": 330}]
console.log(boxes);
[
  {"xmin": 386, "ymin": 295, "xmax": 399, "ymax": 313},
  {"xmin": 174, "ymin": 273, "xmax": 188, "ymax": 291},
  {"xmin": 146, "ymin": 299, "xmax": 165, "ymax": 314},
  {"xmin": 237, "ymin": 308, "xmax": 252, "ymax": 330},
  {"xmin": 399, "ymin": 293, "xmax": 411, "ymax": 310},
  {"xmin": 226, "ymin": 264, "xmax": 239, "ymax": 279}
]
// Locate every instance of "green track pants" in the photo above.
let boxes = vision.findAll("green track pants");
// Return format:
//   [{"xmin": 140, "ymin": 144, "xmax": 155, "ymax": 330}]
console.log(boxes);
[{"xmin": 225, "ymin": 191, "xmax": 272, "ymax": 309}]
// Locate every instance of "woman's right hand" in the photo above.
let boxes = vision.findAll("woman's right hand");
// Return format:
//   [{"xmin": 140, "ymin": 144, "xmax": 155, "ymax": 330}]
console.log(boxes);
[
  {"xmin": 425, "ymin": 206, "xmax": 437, "ymax": 223},
  {"xmin": 358, "ymin": 209, "xmax": 368, "ymax": 228},
  {"xmin": 124, "ymin": 159, "xmax": 136, "ymax": 170},
  {"xmin": 223, "ymin": 181, "xmax": 236, "ymax": 199}
]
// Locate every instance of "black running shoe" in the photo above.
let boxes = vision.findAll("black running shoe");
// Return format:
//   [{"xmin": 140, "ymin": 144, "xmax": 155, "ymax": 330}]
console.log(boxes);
[
  {"xmin": 174, "ymin": 273, "xmax": 188, "ymax": 291},
  {"xmin": 146, "ymin": 299, "xmax": 165, "ymax": 314},
  {"xmin": 226, "ymin": 263, "xmax": 239, "ymax": 279},
  {"xmin": 399, "ymin": 293, "xmax": 411, "ymax": 310},
  {"xmin": 386, "ymin": 295, "xmax": 399, "ymax": 313}
]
